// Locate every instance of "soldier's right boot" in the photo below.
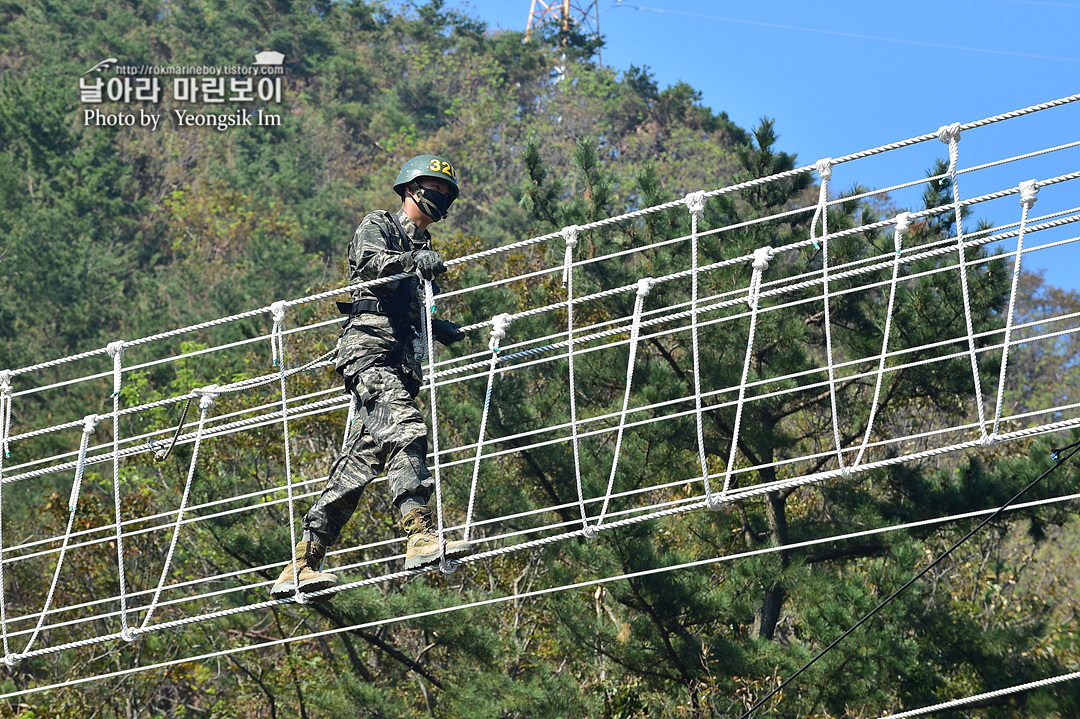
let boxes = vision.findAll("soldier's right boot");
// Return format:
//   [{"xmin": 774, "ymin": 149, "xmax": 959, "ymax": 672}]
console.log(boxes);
[
  {"xmin": 402, "ymin": 506, "xmax": 474, "ymax": 570},
  {"xmin": 270, "ymin": 540, "xmax": 339, "ymax": 600}
]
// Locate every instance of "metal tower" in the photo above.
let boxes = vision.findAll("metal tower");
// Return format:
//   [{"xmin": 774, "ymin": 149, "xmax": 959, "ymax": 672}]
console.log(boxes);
[{"xmin": 524, "ymin": 0, "xmax": 601, "ymax": 63}]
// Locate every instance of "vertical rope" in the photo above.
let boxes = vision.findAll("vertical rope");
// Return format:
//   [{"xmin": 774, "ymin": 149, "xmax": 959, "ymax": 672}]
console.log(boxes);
[
  {"xmin": 992, "ymin": 180, "xmax": 1039, "ymax": 437},
  {"xmin": 720, "ymin": 248, "xmax": 775, "ymax": 499},
  {"xmin": 139, "ymin": 388, "xmax": 217, "ymax": 629},
  {"xmin": 17, "ymin": 414, "xmax": 100, "ymax": 659},
  {"xmin": 813, "ymin": 159, "xmax": 849, "ymax": 476},
  {"xmin": 0, "ymin": 371, "xmax": 9, "ymax": 662},
  {"xmin": 342, "ymin": 392, "xmax": 357, "ymax": 451},
  {"xmin": 851, "ymin": 213, "xmax": 911, "ymax": 469},
  {"xmin": 0, "ymin": 370, "xmax": 10, "ymax": 460},
  {"xmin": 594, "ymin": 278, "xmax": 656, "ymax": 532},
  {"xmin": 685, "ymin": 192, "xmax": 716, "ymax": 509},
  {"xmin": 560, "ymin": 225, "xmax": 589, "ymax": 529},
  {"xmin": 105, "ymin": 341, "xmax": 132, "ymax": 640},
  {"xmin": 463, "ymin": 314, "xmax": 512, "ymax": 542},
  {"xmin": 422, "ymin": 278, "xmax": 453, "ymax": 573},
  {"xmin": 939, "ymin": 123, "xmax": 989, "ymax": 441},
  {"xmin": 270, "ymin": 308, "xmax": 304, "ymax": 603}
]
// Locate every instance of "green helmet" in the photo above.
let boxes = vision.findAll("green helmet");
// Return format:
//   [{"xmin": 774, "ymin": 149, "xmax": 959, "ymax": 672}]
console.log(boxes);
[{"xmin": 393, "ymin": 155, "xmax": 460, "ymax": 202}]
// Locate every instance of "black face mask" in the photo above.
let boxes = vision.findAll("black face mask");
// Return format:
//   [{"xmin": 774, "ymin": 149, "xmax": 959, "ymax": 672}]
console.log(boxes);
[{"xmin": 410, "ymin": 183, "xmax": 454, "ymax": 222}]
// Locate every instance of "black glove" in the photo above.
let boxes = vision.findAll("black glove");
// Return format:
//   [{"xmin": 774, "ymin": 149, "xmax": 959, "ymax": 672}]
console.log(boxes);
[
  {"xmin": 432, "ymin": 318, "xmax": 466, "ymax": 345},
  {"xmin": 402, "ymin": 249, "xmax": 446, "ymax": 280}
]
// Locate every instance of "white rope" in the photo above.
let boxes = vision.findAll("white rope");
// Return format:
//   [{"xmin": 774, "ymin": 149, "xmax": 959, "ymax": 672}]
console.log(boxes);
[
  {"xmin": 422, "ymin": 278, "xmax": 454, "ymax": 573},
  {"xmin": 105, "ymin": 340, "xmax": 131, "ymax": 639},
  {"xmin": 992, "ymin": 179, "xmax": 1039, "ymax": 437},
  {"xmin": 433, "ymin": 212, "xmax": 1080, "ymax": 396},
  {"xmin": 561, "ymin": 225, "xmax": 589, "ymax": 530},
  {"xmin": 593, "ymin": 278, "xmax": 656, "ymax": 534},
  {"xmin": 0, "ymin": 371, "xmax": 11, "ymax": 460},
  {"xmin": 136, "ymin": 387, "xmax": 217, "ymax": 633},
  {"xmin": 8, "ymin": 358, "xmax": 1080, "ymax": 626},
  {"xmin": 269, "ymin": 306, "xmax": 306, "ymax": 603},
  {"xmin": 938, "ymin": 124, "xmax": 990, "ymax": 442},
  {"xmin": 5, "ymin": 404, "xmax": 1080, "ymax": 659},
  {"xmin": 6, "ymin": 413, "xmax": 101, "ymax": 665},
  {"xmin": 5, "ymin": 92, "xmax": 1077, "ymax": 383},
  {"xmin": 685, "ymin": 192, "xmax": 716, "ymax": 509},
  {"xmin": 13, "ymin": 398, "xmax": 1080, "ymax": 640},
  {"xmin": 463, "ymin": 313, "xmax": 512, "ymax": 542},
  {"xmin": 721, "ymin": 247, "xmax": 774, "ymax": 498},
  {"xmin": 877, "ymin": 670, "xmax": 1080, "ymax": 718},
  {"xmin": 4, "ymin": 487, "xmax": 1078, "ymax": 701},
  {"xmin": 851, "ymin": 213, "xmax": 911, "ymax": 469},
  {"xmin": 0, "ymin": 371, "xmax": 9, "ymax": 661},
  {"xmin": 813, "ymin": 159, "xmax": 849, "ymax": 477},
  {"xmin": 5, "ymin": 232, "xmax": 1076, "ymax": 497},
  {"xmin": 342, "ymin": 390, "xmax": 357, "ymax": 452}
]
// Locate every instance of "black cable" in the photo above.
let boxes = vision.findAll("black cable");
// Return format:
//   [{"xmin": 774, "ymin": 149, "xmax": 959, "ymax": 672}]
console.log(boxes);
[{"xmin": 739, "ymin": 437, "xmax": 1080, "ymax": 719}]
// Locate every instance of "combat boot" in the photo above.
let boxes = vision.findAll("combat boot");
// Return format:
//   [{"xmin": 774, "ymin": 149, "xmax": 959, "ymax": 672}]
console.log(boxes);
[
  {"xmin": 401, "ymin": 506, "xmax": 474, "ymax": 569},
  {"xmin": 270, "ymin": 540, "xmax": 339, "ymax": 600}
]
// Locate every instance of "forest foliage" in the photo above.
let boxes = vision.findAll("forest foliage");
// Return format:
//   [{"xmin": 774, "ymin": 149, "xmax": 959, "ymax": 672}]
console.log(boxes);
[{"xmin": 0, "ymin": 1, "xmax": 1079, "ymax": 717}]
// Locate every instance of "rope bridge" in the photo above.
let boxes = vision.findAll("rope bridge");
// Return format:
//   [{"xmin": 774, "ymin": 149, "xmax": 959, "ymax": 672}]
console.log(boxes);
[{"xmin": 1, "ymin": 93, "xmax": 1079, "ymax": 712}]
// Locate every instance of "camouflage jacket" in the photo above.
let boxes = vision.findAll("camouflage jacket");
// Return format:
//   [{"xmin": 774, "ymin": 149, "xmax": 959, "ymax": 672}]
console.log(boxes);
[{"xmin": 336, "ymin": 209, "xmax": 434, "ymax": 382}]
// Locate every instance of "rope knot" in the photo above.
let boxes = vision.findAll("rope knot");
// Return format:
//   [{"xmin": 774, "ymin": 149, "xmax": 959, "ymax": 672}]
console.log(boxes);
[
  {"xmin": 814, "ymin": 158, "xmax": 833, "ymax": 181},
  {"xmin": 0, "ymin": 370, "xmax": 11, "ymax": 394},
  {"xmin": 106, "ymin": 341, "xmax": 126, "ymax": 359},
  {"xmin": 439, "ymin": 559, "xmax": 459, "ymax": 575},
  {"xmin": 582, "ymin": 524, "xmax": 599, "ymax": 540},
  {"xmin": 752, "ymin": 246, "xmax": 776, "ymax": 271},
  {"xmin": 685, "ymin": 190, "xmax": 707, "ymax": 219},
  {"xmin": 269, "ymin": 301, "xmax": 288, "ymax": 366},
  {"xmin": 82, "ymin": 414, "xmax": 101, "ymax": 435},
  {"xmin": 3, "ymin": 653, "xmax": 21, "ymax": 667},
  {"xmin": 561, "ymin": 226, "xmax": 579, "ymax": 287},
  {"xmin": 635, "ymin": 277, "xmax": 656, "ymax": 297},
  {"xmin": 120, "ymin": 627, "xmax": 138, "ymax": 643},
  {"xmin": 195, "ymin": 385, "xmax": 219, "ymax": 409},
  {"xmin": 894, "ymin": 212, "xmax": 912, "ymax": 235},
  {"xmin": 1019, "ymin": 179, "xmax": 1039, "ymax": 209},
  {"xmin": 840, "ymin": 466, "xmax": 853, "ymax": 478},
  {"xmin": 937, "ymin": 122, "xmax": 961, "ymax": 144},
  {"xmin": 705, "ymin": 494, "xmax": 723, "ymax": 512},
  {"xmin": 488, "ymin": 313, "xmax": 512, "ymax": 351},
  {"xmin": 981, "ymin": 433, "xmax": 999, "ymax": 447},
  {"xmin": 893, "ymin": 212, "xmax": 912, "ymax": 254}
]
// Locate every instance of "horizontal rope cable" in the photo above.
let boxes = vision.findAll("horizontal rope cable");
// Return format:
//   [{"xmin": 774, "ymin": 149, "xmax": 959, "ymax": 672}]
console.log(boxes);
[
  {"xmin": 2, "ymin": 486, "xmax": 1076, "ymax": 702},
  {"xmin": 877, "ymin": 670, "xmax": 1080, "ymax": 718}
]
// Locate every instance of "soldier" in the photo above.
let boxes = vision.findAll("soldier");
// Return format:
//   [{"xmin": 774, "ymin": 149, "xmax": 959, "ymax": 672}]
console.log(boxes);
[{"xmin": 271, "ymin": 155, "xmax": 472, "ymax": 601}]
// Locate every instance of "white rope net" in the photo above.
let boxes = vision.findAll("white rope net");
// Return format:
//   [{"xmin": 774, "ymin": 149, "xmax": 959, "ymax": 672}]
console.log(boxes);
[{"xmin": 1, "ymin": 93, "xmax": 1079, "ymax": 708}]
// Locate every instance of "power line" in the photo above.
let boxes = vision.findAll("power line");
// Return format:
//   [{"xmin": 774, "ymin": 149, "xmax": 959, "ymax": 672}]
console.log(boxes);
[
  {"xmin": 612, "ymin": 3, "xmax": 1080, "ymax": 63},
  {"xmin": 739, "ymin": 439, "xmax": 1080, "ymax": 719}
]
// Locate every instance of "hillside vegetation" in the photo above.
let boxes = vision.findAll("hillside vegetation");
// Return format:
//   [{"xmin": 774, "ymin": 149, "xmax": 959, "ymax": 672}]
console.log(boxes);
[{"xmin": 0, "ymin": 1, "xmax": 1078, "ymax": 717}]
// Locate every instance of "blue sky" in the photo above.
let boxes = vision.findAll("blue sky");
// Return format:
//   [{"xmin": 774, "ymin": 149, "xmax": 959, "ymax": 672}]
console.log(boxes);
[{"xmin": 456, "ymin": 0, "xmax": 1080, "ymax": 293}]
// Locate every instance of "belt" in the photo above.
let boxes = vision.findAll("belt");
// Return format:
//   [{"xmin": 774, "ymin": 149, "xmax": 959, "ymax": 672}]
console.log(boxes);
[{"xmin": 336, "ymin": 298, "xmax": 401, "ymax": 316}]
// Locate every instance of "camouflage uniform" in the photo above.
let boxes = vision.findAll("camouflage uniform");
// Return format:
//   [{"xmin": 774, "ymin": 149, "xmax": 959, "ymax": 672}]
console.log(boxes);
[{"xmin": 302, "ymin": 209, "xmax": 435, "ymax": 547}]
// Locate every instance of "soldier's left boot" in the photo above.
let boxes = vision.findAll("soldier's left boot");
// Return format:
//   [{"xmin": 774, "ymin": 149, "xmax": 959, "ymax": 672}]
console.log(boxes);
[
  {"xmin": 270, "ymin": 540, "xmax": 339, "ymax": 600},
  {"xmin": 401, "ymin": 506, "xmax": 474, "ymax": 569}
]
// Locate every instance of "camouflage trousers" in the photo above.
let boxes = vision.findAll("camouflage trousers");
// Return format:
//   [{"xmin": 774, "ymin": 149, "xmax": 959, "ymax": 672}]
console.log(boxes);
[{"xmin": 302, "ymin": 363, "xmax": 434, "ymax": 547}]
